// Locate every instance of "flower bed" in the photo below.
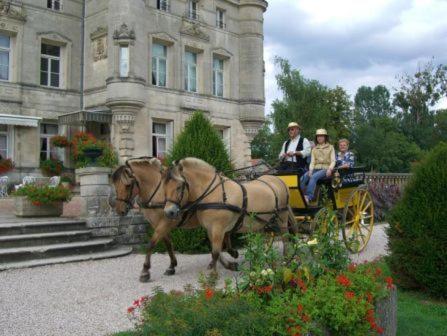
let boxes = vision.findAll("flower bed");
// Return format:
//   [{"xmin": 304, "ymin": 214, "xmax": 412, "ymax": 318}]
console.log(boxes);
[{"xmin": 118, "ymin": 209, "xmax": 397, "ymax": 336}]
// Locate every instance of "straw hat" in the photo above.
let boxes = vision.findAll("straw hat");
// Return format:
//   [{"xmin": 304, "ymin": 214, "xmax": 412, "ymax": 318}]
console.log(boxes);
[
  {"xmin": 315, "ymin": 128, "xmax": 328, "ymax": 136},
  {"xmin": 287, "ymin": 122, "xmax": 301, "ymax": 130}
]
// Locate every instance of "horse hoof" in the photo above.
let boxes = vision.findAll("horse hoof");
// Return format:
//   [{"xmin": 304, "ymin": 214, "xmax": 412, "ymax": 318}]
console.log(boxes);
[
  {"xmin": 164, "ymin": 268, "xmax": 175, "ymax": 276},
  {"xmin": 139, "ymin": 273, "xmax": 150, "ymax": 283},
  {"xmin": 228, "ymin": 249, "xmax": 239, "ymax": 259},
  {"xmin": 229, "ymin": 262, "xmax": 239, "ymax": 271}
]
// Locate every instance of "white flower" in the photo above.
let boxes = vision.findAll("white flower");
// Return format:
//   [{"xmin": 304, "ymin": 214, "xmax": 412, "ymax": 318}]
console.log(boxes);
[
  {"xmin": 261, "ymin": 269, "xmax": 268, "ymax": 276},
  {"xmin": 307, "ymin": 238, "xmax": 318, "ymax": 246},
  {"xmin": 267, "ymin": 268, "xmax": 274, "ymax": 275}
]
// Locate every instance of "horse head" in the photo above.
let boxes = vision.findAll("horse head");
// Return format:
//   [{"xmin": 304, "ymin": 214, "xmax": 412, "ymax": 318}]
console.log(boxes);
[
  {"xmin": 110, "ymin": 165, "xmax": 138, "ymax": 216},
  {"xmin": 163, "ymin": 160, "xmax": 189, "ymax": 219}
]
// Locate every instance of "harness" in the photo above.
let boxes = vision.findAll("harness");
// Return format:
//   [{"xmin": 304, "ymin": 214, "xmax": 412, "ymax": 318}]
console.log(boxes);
[{"xmin": 167, "ymin": 170, "xmax": 287, "ymax": 233}]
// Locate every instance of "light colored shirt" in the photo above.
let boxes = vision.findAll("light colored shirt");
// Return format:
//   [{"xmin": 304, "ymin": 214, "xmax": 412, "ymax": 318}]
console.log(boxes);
[
  {"xmin": 309, "ymin": 143, "xmax": 336, "ymax": 171},
  {"xmin": 279, "ymin": 135, "xmax": 311, "ymax": 162}
]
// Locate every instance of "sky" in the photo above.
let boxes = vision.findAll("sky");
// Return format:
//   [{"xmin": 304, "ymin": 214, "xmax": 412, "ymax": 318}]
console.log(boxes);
[{"xmin": 263, "ymin": 0, "xmax": 447, "ymax": 114}]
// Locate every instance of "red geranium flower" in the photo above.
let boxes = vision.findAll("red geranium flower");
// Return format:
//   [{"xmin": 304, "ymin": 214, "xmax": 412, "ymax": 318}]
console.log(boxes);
[
  {"xmin": 205, "ymin": 287, "xmax": 214, "ymax": 300},
  {"xmin": 375, "ymin": 268, "xmax": 383, "ymax": 277},
  {"xmin": 344, "ymin": 291, "xmax": 355, "ymax": 300},
  {"xmin": 385, "ymin": 276, "xmax": 394, "ymax": 289},
  {"xmin": 348, "ymin": 263, "xmax": 357, "ymax": 272},
  {"xmin": 336, "ymin": 274, "xmax": 351, "ymax": 287}
]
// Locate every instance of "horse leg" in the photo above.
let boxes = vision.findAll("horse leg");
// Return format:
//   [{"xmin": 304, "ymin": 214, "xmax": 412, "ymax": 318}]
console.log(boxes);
[
  {"xmin": 206, "ymin": 227, "xmax": 230, "ymax": 274},
  {"xmin": 140, "ymin": 224, "xmax": 169, "ymax": 282},
  {"xmin": 224, "ymin": 232, "xmax": 239, "ymax": 259},
  {"xmin": 163, "ymin": 234, "xmax": 177, "ymax": 276}
]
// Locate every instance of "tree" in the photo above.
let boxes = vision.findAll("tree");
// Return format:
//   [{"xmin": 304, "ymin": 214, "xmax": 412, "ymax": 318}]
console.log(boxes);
[
  {"xmin": 250, "ymin": 120, "xmax": 277, "ymax": 164},
  {"xmin": 167, "ymin": 111, "xmax": 232, "ymax": 173},
  {"xmin": 354, "ymin": 85, "xmax": 395, "ymax": 123},
  {"xmin": 393, "ymin": 61, "xmax": 447, "ymax": 149}
]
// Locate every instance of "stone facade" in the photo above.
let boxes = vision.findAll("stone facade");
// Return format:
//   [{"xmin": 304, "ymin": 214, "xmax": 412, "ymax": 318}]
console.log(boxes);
[{"xmin": 0, "ymin": 0, "xmax": 268, "ymax": 177}]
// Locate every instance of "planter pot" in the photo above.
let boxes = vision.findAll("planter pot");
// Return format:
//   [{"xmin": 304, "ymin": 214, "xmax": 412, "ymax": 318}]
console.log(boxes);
[
  {"xmin": 83, "ymin": 148, "xmax": 103, "ymax": 166},
  {"xmin": 14, "ymin": 197, "xmax": 63, "ymax": 217}
]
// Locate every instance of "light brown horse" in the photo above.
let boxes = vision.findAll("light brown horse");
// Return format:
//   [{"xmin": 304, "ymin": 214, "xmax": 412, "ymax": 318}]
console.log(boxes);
[
  {"xmin": 163, "ymin": 157, "xmax": 293, "ymax": 272},
  {"xmin": 110, "ymin": 157, "xmax": 239, "ymax": 281}
]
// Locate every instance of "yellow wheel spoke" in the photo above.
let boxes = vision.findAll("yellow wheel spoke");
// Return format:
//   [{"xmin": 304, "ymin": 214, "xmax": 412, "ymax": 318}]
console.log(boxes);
[{"xmin": 362, "ymin": 201, "xmax": 372, "ymax": 212}]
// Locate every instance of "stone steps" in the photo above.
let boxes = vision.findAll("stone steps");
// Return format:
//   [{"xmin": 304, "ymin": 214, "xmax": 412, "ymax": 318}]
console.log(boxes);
[
  {"xmin": 0, "ymin": 218, "xmax": 132, "ymax": 270},
  {"xmin": 0, "ymin": 230, "xmax": 92, "ymax": 248},
  {"xmin": 0, "ymin": 246, "xmax": 132, "ymax": 271}
]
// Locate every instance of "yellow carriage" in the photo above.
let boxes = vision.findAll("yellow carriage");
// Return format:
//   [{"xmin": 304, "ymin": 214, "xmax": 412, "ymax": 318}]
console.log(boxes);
[{"xmin": 275, "ymin": 168, "xmax": 374, "ymax": 253}]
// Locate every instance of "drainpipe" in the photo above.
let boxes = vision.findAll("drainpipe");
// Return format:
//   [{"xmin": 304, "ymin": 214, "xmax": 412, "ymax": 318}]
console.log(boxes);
[{"xmin": 80, "ymin": 0, "xmax": 86, "ymax": 111}]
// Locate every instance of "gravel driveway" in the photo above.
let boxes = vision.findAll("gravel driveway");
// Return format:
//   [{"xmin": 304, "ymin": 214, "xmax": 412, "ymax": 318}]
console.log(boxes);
[{"xmin": 0, "ymin": 224, "xmax": 389, "ymax": 336}]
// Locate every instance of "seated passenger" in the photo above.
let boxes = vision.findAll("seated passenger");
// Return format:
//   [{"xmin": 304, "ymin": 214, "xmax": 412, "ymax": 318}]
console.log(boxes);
[
  {"xmin": 278, "ymin": 122, "xmax": 311, "ymax": 174},
  {"xmin": 336, "ymin": 138, "xmax": 355, "ymax": 169},
  {"xmin": 301, "ymin": 129, "xmax": 335, "ymax": 203}
]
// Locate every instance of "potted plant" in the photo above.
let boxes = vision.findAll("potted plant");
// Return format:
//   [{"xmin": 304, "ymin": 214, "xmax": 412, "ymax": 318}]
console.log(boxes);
[
  {"xmin": 13, "ymin": 184, "xmax": 71, "ymax": 217},
  {"xmin": 40, "ymin": 159, "xmax": 64, "ymax": 176},
  {"xmin": 81, "ymin": 143, "xmax": 103, "ymax": 166},
  {"xmin": 60, "ymin": 174, "xmax": 73, "ymax": 189},
  {"xmin": 50, "ymin": 135, "xmax": 70, "ymax": 148},
  {"xmin": 0, "ymin": 158, "xmax": 14, "ymax": 174}
]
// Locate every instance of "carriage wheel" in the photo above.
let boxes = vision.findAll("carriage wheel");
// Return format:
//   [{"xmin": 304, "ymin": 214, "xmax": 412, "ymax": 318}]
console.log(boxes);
[
  {"xmin": 342, "ymin": 186, "xmax": 374, "ymax": 253},
  {"xmin": 310, "ymin": 207, "xmax": 338, "ymax": 236}
]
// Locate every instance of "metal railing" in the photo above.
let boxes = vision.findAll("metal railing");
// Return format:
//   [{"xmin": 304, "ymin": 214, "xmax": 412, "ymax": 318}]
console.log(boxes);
[{"xmin": 365, "ymin": 173, "xmax": 412, "ymax": 189}]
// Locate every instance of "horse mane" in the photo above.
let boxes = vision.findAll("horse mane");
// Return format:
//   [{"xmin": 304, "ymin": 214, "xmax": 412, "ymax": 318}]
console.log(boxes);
[
  {"xmin": 111, "ymin": 165, "xmax": 127, "ymax": 182},
  {"xmin": 181, "ymin": 157, "xmax": 215, "ymax": 171}
]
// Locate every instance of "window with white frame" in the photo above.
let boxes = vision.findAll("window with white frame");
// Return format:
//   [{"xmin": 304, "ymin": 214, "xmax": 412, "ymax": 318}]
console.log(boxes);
[
  {"xmin": 187, "ymin": 0, "xmax": 198, "ymax": 20},
  {"xmin": 152, "ymin": 121, "xmax": 173, "ymax": 159},
  {"xmin": 40, "ymin": 43, "xmax": 61, "ymax": 88},
  {"xmin": 157, "ymin": 0, "xmax": 169, "ymax": 11},
  {"xmin": 40, "ymin": 123, "xmax": 58, "ymax": 161},
  {"xmin": 0, "ymin": 125, "xmax": 9, "ymax": 159},
  {"xmin": 216, "ymin": 8, "xmax": 225, "ymax": 29},
  {"xmin": 152, "ymin": 43, "xmax": 167, "ymax": 87},
  {"xmin": 119, "ymin": 45, "xmax": 129, "ymax": 77},
  {"xmin": 0, "ymin": 34, "xmax": 10, "ymax": 81},
  {"xmin": 47, "ymin": 0, "xmax": 61, "ymax": 11},
  {"xmin": 213, "ymin": 57, "xmax": 224, "ymax": 97},
  {"xmin": 185, "ymin": 51, "xmax": 197, "ymax": 92}
]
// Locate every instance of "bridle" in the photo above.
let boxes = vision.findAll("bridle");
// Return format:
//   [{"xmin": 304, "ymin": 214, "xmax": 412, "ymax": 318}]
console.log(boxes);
[
  {"xmin": 165, "ymin": 173, "xmax": 190, "ymax": 209},
  {"xmin": 114, "ymin": 177, "xmax": 137, "ymax": 213}
]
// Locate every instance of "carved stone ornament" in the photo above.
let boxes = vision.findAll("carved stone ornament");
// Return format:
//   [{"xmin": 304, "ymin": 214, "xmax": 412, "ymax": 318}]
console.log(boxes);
[
  {"xmin": 91, "ymin": 27, "xmax": 108, "ymax": 62},
  {"xmin": 113, "ymin": 23, "xmax": 135, "ymax": 41},
  {"xmin": 90, "ymin": 26, "xmax": 107, "ymax": 40},
  {"xmin": 0, "ymin": 0, "xmax": 26, "ymax": 21},
  {"xmin": 180, "ymin": 22, "xmax": 209, "ymax": 42}
]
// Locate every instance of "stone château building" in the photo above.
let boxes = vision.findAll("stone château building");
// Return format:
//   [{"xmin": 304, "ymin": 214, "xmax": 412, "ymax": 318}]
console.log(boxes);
[{"xmin": 0, "ymin": 0, "xmax": 268, "ymax": 178}]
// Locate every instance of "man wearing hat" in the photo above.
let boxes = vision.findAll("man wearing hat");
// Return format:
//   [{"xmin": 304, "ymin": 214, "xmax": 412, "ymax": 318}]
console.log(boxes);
[{"xmin": 278, "ymin": 122, "xmax": 311, "ymax": 173}]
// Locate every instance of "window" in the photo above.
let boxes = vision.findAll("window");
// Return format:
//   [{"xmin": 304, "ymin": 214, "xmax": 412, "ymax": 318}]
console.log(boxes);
[
  {"xmin": 47, "ymin": 0, "xmax": 61, "ymax": 11},
  {"xmin": 187, "ymin": 0, "xmax": 198, "ymax": 20},
  {"xmin": 157, "ymin": 0, "xmax": 169, "ymax": 11},
  {"xmin": 0, "ymin": 34, "xmax": 10, "ymax": 81},
  {"xmin": 40, "ymin": 123, "xmax": 58, "ymax": 161},
  {"xmin": 119, "ymin": 46, "xmax": 129, "ymax": 77},
  {"xmin": 40, "ymin": 43, "xmax": 61, "ymax": 88},
  {"xmin": 216, "ymin": 9, "xmax": 225, "ymax": 29},
  {"xmin": 0, "ymin": 125, "xmax": 8, "ymax": 159},
  {"xmin": 152, "ymin": 121, "xmax": 173, "ymax": 159},
  {"xmin": 216, "ymin": 127, "xmax": 230, "ymax": 154},
  {"xmin": 152, "ymin": 43, "xmax": 167, "ymax": 87},
  {"xmin": 184, "ymin": 51, "xmax": 197, "ymax": 92},
  {"xmin": 213, "ymin": 58, "xmax": 224, "ymax": 97}
]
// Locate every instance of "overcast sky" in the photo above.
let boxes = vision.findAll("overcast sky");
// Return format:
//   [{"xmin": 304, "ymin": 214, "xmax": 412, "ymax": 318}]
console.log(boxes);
[{"xmin": 263, "ymin": 0, "xmax": 447, "ymax": 114}]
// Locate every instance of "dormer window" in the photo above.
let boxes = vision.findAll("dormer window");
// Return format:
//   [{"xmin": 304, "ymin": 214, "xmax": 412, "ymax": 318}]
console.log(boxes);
[
  {"xmin": 157, "ymin": 0, "xmax": 169, "ymax": 12},
  {"xmin": 47, "ymin": 0, "xmax": 61, "ymax": 11}
]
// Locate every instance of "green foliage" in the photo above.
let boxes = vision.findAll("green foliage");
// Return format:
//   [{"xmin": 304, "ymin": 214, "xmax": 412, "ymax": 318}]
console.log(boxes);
[
  {"xmin": 167, "ymin": 111, "xmax": 232, "ymax": 173},
  {"xmin": 387, "ymin": 142, "xmax": 447, "ymax": 298},
  {"xmin": 354, "ymin": 85, "xmax": 395, "ymax": 123},
  {"xmin": 40, "ymin": 159, "xmax": 64, "ymax": 176},
  {"xmin": 13, "ymin": 184, "xmax": 71, "ymax": 205},
  {"xmin": 142, "ymin": 227, "xmax": 210, "ymax": 254},
  {"xmin": 250, "ymin": 121, "xmax": 277, "ymax": 164},
  {"xmin": 71, "ymin": 131, "xmax": 118, "ymax": 169},
  {"xmin": 131, "ymin": 291, "xmax": 273, "ymax": 336}
]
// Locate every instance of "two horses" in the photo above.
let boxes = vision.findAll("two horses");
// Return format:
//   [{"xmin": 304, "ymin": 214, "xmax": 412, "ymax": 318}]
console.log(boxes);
[{"xmin": 110, "ymin": 157, "xmax": 293, "ymax": 279}]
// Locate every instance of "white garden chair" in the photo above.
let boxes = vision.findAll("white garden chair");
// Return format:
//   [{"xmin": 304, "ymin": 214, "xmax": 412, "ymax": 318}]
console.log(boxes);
[
  {"xmin": 49, "ymin": 176, "xmax": 61, "ymax": 188},
  {"xmin": 0, "ymin": 176, "xmax": 8, "ymax": 197},
  {"xmin": 14, "ymin": 176, "xmax": 37, "ymax": 191}
]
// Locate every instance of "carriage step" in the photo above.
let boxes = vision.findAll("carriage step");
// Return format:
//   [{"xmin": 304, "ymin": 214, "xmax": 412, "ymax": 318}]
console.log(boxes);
[
  {"xmin": 0, "ymin": 220, "xmax": 87, "ymax": 235},
  {"xmin": 0, "ymin": 238, "xmax": 115, "ymax": 263},
  {"xmin": 0, "ymin": 230, "xmax": 92, "ymax": 248},
  {"xmin": 0, "ymin": 246, "xmax": 132, "ymax": 271}
]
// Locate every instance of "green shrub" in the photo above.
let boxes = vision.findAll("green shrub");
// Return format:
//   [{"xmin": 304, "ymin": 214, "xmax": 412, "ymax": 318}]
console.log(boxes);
[
  {"xmin": 387, "ymin": 142, "xmax": 447, "ymax": 298},
  {"xmin": 128, "ymin": 290, "xmax": 272, "ymax": 336},
  {"xmin": 165, "ymin": 111, "xmax": 233, "ymax": 253}
]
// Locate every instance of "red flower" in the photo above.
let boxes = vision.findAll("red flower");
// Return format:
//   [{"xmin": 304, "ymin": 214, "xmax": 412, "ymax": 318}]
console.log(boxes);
[
  {"xmin": 366, "ymin": 292, "xmax": 373, "ymax": 303},
  {"xmin": 385, "ymin": 276, "xmax": 394, "ymax": 289},
  {"xmin": 301, "ymin": 314, "xmax": 310, "ymax": 323},
  {"xmin": 296, "ymin": 278, "xmax": 307, "ymax": 293},
  {"xmin": 132, "ymin": 300, "xmax": 140, "ymax": 307},
  {"xmin": 32, "ymin": 201, "xmax": 42, "ymax": 206},
  {"xmin": 127, "ymin": 306, "xmax": 135, "ymax": 314},
  {"xmin": 205, "ymin": 287, "xmax": 214, "ymax": 300},
  {"xmin": 344, "ymin": 291, "xmax": 355, "ymax": 300},
  {"xmin": 375, "ymin": 268, "xmax": 383, "ymax": 277},
  {"xmin": 336, "ymin": 274, "xmax": 351, "ymax": 287},
  {"xmin": 348, "ymin": 263, "xmax": 357, "ymax": 272},
  {"xmin": 297, "ymin": 304, "xmax": 303, "ymax": 313}
]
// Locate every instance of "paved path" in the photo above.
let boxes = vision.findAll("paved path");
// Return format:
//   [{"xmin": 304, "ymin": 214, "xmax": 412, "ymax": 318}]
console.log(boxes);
[{"xmin": 0, "ymin": 224, "xmax": 389, "ymax": 336}]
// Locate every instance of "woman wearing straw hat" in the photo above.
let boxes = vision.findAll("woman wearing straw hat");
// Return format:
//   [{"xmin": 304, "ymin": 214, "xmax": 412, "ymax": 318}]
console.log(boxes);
[
  {"xmin": 301, "ymin": 128, "xmax": 335, "ymax": 203},
  {"xmin": 278, "ymin": 122, "xmax": 311, "ymax": 173}
]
